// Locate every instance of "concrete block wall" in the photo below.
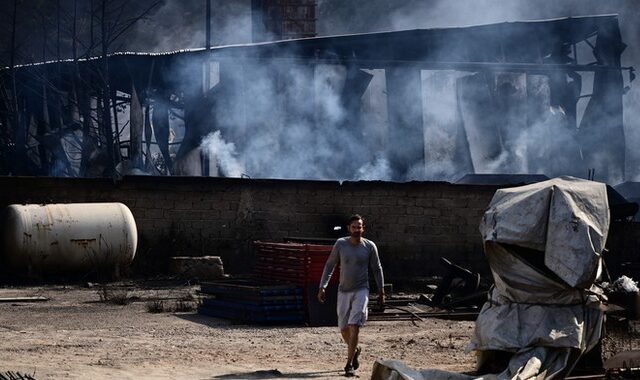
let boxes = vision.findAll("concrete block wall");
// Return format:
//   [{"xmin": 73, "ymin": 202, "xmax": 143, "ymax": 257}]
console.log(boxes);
[
  {"xmin": 2, "ymin": 175, "xmax": 637, "ymax": 283},
  {"xmin": 0, "ymin": 176, "xmax": 498, "ymax": 282}
]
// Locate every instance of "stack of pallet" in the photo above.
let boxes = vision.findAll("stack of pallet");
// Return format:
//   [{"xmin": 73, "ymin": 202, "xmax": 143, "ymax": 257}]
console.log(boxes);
[
  {"xmin": 253, "ymin": 241, "xmax": 338, "ymax": 285},
  {"xmin": 253, "ymin": 241, "xmax": 339, "ymax": 325},
  {"xmin": 198, "ymin": 279, "xmax": 304, "ymax": 324}
]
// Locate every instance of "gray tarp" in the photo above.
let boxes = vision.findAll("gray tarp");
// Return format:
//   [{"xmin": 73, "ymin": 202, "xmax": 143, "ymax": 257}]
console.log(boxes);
[
  {"xmin": 372, "ymin": 177, "xmax": 609, "ymax": 380},
  {"xmin": 480, "ymin": 176, "xmax": 609, "ymax": 288}
]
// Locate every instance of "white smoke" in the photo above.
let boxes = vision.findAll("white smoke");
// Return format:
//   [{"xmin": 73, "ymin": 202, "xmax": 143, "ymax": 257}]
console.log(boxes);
[
  {"xmin": 200, "ymin": 130, "xmax": 244, "ymax": 177},
  {"xmin": 355, "ymin": 156, "xmax": 391, "ymax": 181},
  {"xmin": 317, "ymin": 0, "xmax": 639, "ymax": 184},
  {"xmin": 123, "ymin": 0, "xmax": 639, "ymax": 184}
]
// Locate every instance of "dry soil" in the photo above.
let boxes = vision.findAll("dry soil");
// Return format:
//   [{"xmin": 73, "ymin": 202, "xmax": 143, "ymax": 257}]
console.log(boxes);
[{"xmin": 0, "ymin": 282, "xmax": 477, "ymax": 379}]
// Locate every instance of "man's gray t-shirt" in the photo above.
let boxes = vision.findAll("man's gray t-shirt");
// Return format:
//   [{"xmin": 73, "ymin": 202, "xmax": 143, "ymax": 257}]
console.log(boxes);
[{"xmin": 319, "ymin": 237, "xmax": 384, "ymax": 292}]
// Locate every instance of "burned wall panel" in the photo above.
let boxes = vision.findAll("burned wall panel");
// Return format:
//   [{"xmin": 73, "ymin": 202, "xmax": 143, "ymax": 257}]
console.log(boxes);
[
  {"xmin": 578, "ymin": 18, "xmax": 626, "ymax": 183},
  {"xmin": 385, "ymin": 67, "xmax": 425, "ymax": 180},
  {"xmin": 457, "ymin": 72, "xmax": 505, "ymax": 173}
]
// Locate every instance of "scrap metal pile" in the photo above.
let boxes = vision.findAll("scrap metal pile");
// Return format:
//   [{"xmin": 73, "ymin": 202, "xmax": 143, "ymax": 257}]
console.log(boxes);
[{"xmin": 367, "ymin": 257, "xmax": 488, "ymax": 323}]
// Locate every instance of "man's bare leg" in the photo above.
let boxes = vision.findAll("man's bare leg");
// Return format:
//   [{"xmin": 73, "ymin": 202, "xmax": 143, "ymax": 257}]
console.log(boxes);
[
  {"xmin": 341, "ymin": 327, "xmax": 350, "ymax": 346},
  {"xmin": 347, "ymin": 324, "xmax": 359, "ymax": 365},
  {"xmin": 340, "ymin": 327, "xmax": 355, "ymax": 376},
  {"xmin": 340, "ymin": 325, "xmax": 359, "ymax": 365}
]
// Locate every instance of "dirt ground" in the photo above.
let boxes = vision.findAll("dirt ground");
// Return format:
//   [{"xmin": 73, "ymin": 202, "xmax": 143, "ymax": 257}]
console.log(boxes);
[{"xmin": 0, "ymin": 282, "xmax": 477, "ymax": 380}]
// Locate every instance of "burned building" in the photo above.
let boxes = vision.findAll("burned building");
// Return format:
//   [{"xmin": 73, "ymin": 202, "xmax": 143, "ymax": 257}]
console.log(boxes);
[{"xmin": 0, "ymin": 15, "xmax": 633, "ymax": 183}]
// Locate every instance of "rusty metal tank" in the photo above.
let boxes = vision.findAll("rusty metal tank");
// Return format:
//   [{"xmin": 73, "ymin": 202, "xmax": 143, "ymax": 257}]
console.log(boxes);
[{"xmin": 2, "ymin": 203, "xmax": 137, "ymax": 276}]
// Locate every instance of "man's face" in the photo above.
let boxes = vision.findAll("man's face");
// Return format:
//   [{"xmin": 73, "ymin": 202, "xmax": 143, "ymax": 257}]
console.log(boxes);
[{"xmin": 348, "ymin": 219, "xmax": 364, "ymax": 238}]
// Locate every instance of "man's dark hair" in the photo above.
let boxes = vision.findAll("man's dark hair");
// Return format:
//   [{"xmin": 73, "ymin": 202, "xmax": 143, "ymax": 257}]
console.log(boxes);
[{"xmin": 348, "ymin": 214, "xmax": 364, "ymax": 225}]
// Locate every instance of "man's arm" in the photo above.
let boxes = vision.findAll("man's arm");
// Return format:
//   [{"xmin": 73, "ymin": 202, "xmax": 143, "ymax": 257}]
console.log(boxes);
[
  {"xmin": 368, "ymin": 241, "xmax": 385, "ymax": 306},
  {"xmin": 317, "ymin": 241, "xmax": 340, "ymax": 303}
]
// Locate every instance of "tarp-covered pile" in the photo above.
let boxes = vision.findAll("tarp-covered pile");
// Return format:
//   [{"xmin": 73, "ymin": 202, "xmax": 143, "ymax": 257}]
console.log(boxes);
[{"xmin": 373, "ymin": 176, "xmax": 609, "ymax": 379}]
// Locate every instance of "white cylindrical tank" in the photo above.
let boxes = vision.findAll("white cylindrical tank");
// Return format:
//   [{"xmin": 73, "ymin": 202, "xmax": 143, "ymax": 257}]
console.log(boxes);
[{"xmin": 2, "ymin": 203, "xmax": 138, "ymax": 275}]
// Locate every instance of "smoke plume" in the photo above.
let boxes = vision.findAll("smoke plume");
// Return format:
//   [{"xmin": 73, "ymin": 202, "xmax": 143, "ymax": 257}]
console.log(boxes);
[{"xmin": 127, "ymin": 1, "xmax": 640, "ymax": 184}]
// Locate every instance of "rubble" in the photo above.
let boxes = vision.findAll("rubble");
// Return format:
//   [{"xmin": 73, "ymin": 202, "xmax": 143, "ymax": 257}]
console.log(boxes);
[
  {"xmin": 169, "ymin": 256, "xmax": 225, "ymax": 280},
  {"xmin": 605, "ymin": 275, "xmax": 640, "ymax": 293}
]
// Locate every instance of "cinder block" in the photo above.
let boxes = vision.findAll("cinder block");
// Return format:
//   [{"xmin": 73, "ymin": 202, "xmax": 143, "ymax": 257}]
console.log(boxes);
[
  {"xmin": 136, "ymin": 198, "xmax": 157, "ymax": 208},
  {"xmin": 406, "ymin": 207, "xmax": 423, "ymax": 215},
  {"xmin": 398, "ymin": 198, "xmax": 416, "ymax": 206},
  {"xmin": 422, "ymin": 208, "xmax": 441, "ymax": 217},
  {"xmin": 144, "ymin": 209, "xmax": 163, "ymax": 219},
  {"xmin": 174, "ymin": 200, "xmax": 194, "ymax": 210}
]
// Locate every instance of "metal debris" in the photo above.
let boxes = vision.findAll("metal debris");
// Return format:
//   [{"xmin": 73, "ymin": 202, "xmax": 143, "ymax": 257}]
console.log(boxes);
[
  {"xmin": 419, "ymin": 257, "xmax": 486, "ymax": 310},
  {"xmin": 604, "ymin": 350, "xmax": 640, "ymax": 371},
  {"xmin": 0, "ymin": 296, "xmax": 48, "ymax": 303}
]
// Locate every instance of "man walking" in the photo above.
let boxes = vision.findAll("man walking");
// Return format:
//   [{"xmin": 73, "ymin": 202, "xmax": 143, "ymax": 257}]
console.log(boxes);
[{"xmin": 317, "ymin": 214, "xmax": 385, "ymax": 377}]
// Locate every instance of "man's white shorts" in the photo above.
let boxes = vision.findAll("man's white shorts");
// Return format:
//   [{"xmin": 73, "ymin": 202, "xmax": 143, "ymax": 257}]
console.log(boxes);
[{"xmin": 337, "ymin": 287, "xmax": 369, "ymax": 330}]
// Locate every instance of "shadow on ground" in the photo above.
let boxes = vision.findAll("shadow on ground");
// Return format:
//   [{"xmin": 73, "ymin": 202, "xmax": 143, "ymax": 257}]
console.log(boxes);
[
  {"xmin": 175, "ymin": 312, "xmax": 234, "ymax": 328},
  {"xmin": 210, "ymin": 369, "xmax": 341, "ymax": 379},
  {"xmin": 176, "ymin": 313, "xmax": 310, "ymax": 330}
]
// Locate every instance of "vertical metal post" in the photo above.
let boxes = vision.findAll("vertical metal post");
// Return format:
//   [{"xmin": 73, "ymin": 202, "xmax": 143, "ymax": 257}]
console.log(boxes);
[
  {"xmin": 202, "ymin": 0, "xmax": 212, "ymax": 176},
  {"xmin": 205, "ymin": 0, "xmax": 211, "ymax": 50},
  {"xmin": 204, "ymin": 0, "xmax": 211, "ymax": 93}
]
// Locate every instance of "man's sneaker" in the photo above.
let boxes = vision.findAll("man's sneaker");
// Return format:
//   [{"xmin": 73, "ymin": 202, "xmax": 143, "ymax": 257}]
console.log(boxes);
[
  {"xmin": 353, "ymin": 347, "xmax": 362, "ymax": 370},
  {"xmin": 344, "ymin": 364, "xmax": 356, "ymax": 377}
]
